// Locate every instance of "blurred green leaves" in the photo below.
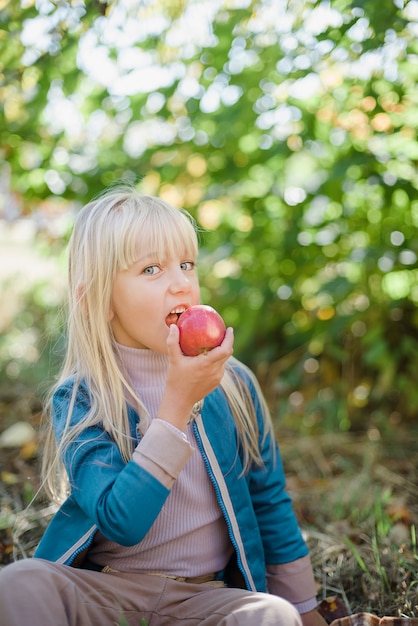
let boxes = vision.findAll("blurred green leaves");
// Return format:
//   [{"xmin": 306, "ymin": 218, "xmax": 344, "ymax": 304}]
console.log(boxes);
[{"xmin": 1, "ymin": 0, "xmax": 418, "ymax": 433}]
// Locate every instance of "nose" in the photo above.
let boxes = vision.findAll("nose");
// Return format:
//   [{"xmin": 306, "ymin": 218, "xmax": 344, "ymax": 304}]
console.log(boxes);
[{"xmin": 168, "ymin": 267, "xmax": 192, "ymax": 294}]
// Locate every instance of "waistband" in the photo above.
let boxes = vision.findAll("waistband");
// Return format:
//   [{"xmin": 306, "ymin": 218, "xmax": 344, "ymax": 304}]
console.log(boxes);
[
  {"xmin": 147, "ymin": 571, "xmax": 220, "ymax": 584},
  {"xmin": 100, "ymin": 566, "xmax": 225, "ymax": 586}
]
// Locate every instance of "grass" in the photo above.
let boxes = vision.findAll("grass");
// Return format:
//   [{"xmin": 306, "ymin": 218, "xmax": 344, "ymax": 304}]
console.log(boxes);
[
  {"xmin": 117, "ymin": 618, "xmax": 147, "ymax": 626},
  {"xmin": 1, "ymin": 426, "xmax": 417, "ymax": 620},
  {"xmin": 280, "ymin": 430, "xmax": 418, "ymax": 618}
]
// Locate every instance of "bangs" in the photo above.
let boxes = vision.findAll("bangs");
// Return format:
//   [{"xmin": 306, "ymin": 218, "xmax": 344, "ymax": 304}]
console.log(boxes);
[{"xmin": 114, "ymin": 195, "xmax": 199, "ymax": 270}]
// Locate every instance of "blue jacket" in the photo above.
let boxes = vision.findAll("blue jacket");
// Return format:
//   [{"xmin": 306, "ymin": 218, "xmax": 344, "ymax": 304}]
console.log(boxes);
[{"xmin": 34, "ymin": 371, "xmax": 309, "ymax": 592}]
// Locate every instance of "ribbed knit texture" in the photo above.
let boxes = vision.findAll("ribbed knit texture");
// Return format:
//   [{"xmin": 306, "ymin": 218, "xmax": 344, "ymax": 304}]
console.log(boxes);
[{"xmin": 88, "ymin": 345, "xmax": 233, "ymax": 577}]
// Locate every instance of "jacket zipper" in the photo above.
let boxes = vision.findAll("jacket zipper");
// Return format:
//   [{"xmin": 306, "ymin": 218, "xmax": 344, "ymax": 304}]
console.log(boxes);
[
  {"xmin": 60, "ymin": 525, "xmax": 97, "ymax": 566},
  {"xmin": 192, "ymin": 419, "xmax": 253, "ymax": 590}
]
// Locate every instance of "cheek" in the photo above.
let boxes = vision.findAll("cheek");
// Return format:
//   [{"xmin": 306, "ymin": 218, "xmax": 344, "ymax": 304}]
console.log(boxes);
[
  {"xmin": 192, "ymin": 281, "xmax": 201, "ymax": 303},
  {"xmin": 108, "ymin": 291, "xmax": 120, "ymax": 322},
  {"xmin": 109, "ymin": 275, "xmax": 131, "ymax": 320}
]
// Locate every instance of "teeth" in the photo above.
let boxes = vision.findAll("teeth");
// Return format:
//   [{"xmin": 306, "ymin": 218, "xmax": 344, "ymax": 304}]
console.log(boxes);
[{"xmin": 170, "ymin": 307, "xmax": 186, "ymax": 315}]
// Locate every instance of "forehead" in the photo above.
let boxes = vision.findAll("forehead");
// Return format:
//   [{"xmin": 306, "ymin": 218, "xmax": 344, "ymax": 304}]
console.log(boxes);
[{"xmin": 119, "ymin": 208, "xmax": 198, "ymax": 268}]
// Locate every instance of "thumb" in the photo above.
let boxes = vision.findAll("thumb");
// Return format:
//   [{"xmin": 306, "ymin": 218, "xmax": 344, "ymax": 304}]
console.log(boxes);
[{"xmin": 166, "ymin": 323, "xmax": 181, "ymax": 355}]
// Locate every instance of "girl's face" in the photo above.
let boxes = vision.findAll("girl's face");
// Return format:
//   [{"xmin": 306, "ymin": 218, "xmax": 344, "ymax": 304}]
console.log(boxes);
[{"xmin": 109, "ymin": 247, "xmax": 200, "ymax": 353}]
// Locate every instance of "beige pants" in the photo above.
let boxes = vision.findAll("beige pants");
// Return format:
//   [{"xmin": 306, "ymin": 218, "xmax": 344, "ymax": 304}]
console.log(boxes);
[{"xmin": 0, "ymin": 558, "xmax": 303, "ymax": 626}]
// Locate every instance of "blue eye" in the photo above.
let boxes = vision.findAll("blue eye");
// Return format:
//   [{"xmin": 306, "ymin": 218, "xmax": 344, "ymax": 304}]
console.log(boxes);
[
  {"xmin": 143, "ymin": 265, "xmax": 159, "ymax": 275},
  {"xmin": 181, "ymin": 261, "xmax": 195, "ymax": 271}
]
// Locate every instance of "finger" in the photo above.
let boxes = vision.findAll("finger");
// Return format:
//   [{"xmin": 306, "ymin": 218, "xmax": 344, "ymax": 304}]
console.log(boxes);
[
  {"xmin": 216, "ymin": 326, "xmax": 234, "ymax": 355},
  {"xmin": 223, "ymin": 326, "xmax": 234, "ymax": 349},
  {"xmin": 196, "ymin": 327, "xmax": 234, "ymax": 363},
  {"xmin": 166, "ymin": 324, "xmax": 181, "ymax": 356}
]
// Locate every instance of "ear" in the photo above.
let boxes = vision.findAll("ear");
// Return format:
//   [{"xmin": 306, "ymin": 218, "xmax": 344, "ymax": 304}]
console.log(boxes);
[
  {"xmin": 75, "ymin": 283, "xmax": 88, "ymax": 316},
  {"xmin": 75, "ymin": 283, "xmax": 84, "ymax": 300},
  {"xmin": 75, "ymin": 283, "xmax": 85, "ymax": 304}
]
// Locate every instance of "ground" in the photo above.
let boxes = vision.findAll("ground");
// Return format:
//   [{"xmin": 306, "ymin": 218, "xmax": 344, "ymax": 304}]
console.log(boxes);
[{"xmin": 0, "ymin": 397, "xmax": 417, "ymax": 622}]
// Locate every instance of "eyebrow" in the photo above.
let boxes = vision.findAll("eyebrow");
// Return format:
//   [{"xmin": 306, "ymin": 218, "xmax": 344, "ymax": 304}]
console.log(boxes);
[
  {"xmin": 131, "ymin": 249, "xmax": 196, "ymax": 268},
  {"xmin": 132, "ymin": 253, "xmax": 159, "ymax": 266}
]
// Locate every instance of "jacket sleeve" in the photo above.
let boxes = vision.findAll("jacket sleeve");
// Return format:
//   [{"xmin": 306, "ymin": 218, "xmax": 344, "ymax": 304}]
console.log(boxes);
[
  {"xmin": 266, "ymin": 556, "xmax": 318, "ymax": 612},
  {"xmin": 52, "ymin": 381, "xmax": 193, "ymax": 546},
  {"xmin": 240, "ymin": 369, "xmax": 310, "ymax": 566}
]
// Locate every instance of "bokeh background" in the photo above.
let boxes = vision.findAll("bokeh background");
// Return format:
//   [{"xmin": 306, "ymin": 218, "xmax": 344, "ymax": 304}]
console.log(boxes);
[{"xmin": 2, "ymin": 0, "xmax": 418, "ymax": 436}]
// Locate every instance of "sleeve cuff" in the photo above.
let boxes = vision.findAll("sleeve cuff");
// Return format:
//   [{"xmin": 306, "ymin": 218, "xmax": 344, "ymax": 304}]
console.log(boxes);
[
  {"xmin": 132, "ymin": 419, "xmax": 194, "ymax": 489},
  {"xmin": 266, "ymin": 554, "xmax": 318, "ymax": 607},
  {"xmin": 293, "ymin": 597, "xmax": 318, "ymax": 614}
]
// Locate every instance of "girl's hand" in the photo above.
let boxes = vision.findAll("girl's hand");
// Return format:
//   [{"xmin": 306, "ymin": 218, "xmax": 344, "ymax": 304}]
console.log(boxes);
[{"xmin": 157, "ymin": 323, "xmax": 234, "ymax": 431}]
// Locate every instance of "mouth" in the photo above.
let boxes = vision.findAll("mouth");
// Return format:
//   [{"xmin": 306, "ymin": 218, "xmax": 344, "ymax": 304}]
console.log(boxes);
[{"xmin": 165, "ymin": 305, "xmax": 188, "ymax": 327}]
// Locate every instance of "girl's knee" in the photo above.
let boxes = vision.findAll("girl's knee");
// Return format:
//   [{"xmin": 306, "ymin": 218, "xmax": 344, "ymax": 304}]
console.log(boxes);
[
  {"xmin": 0, "ymin": 559, "xmax": 34, "ymax": 600},
  {"xmin": 238, "ymin": 593, "xmax": 302, "ymax": 625},
  {"xmin": 0, "ymin": 558, "xmax": 58, "ymax": 591},
  {"xmin": 0, "ymin": 558, "xmax": 76, "ymax": 626}
]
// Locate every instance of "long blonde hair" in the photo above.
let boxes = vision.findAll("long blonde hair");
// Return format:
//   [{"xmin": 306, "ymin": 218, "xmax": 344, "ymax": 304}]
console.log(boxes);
[{"xmin": 42, "ymin": 185, "xmax": 274, "ymax": 502}]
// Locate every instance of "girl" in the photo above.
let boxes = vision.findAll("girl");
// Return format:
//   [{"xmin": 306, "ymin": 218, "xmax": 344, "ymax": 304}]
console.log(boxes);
[{"xmin": 0, "ymin": 187, "xmax": 327, "ymax": 626}]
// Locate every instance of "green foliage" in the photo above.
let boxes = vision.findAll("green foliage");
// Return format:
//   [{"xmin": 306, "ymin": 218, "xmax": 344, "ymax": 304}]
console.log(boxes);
[
  {"xmin": 0, "ymin": 281, "xmax": 65, "ymax": 400},
  {"xmin": 1, "ymin": 0, "xmax": 418, "ymax": 433}
]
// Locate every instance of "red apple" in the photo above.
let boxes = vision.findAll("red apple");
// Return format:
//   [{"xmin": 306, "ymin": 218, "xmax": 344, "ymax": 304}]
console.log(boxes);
[{"xmin": 177, "ymin": 305, "xmax": 226, "ymax": 356}]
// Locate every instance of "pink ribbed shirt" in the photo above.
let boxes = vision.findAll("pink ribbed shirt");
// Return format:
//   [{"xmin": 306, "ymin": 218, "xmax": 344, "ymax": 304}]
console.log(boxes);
[
  {"xmin": 88, "ymin": 345, "xmax": 318, "ymax": 613},
  {"xmin": 88, "ymin": 346, "xmax": 234, "ymax": 577}
]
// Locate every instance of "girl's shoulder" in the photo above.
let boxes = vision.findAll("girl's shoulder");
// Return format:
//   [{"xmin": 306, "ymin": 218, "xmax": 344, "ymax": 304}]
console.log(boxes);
[
  {"xmin": 51, "ymin": 377, "xmax": 93, "ymax": 431},
  {"xmin": 53, "ymin": 376, "xmax": 91, "ymax": 403},
  {"xmin": 227, "ymin": 356, "xmax": 259, "ymax": 393},
  {"xmin": 225, "ymin": 356, "xmax": 271, "ymax": 426},
  {"xmin": 51, "ymin": 377, "xmax": 138, "ymax": 436},
  {"xmin": 228, "ymin": 355, "xmax": 251, "ymax": 376}
]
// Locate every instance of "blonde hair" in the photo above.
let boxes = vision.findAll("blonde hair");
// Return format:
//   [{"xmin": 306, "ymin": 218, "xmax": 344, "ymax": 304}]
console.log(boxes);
[{"xmin": 42, "ymin": 185, "xmax": 274, "ymax": 502}]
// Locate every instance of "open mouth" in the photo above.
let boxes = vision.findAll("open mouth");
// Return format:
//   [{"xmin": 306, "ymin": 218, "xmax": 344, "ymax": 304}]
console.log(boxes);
[{"xmin": 165, "ymin": 306, "xmax": 187, "ymax": 327}]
